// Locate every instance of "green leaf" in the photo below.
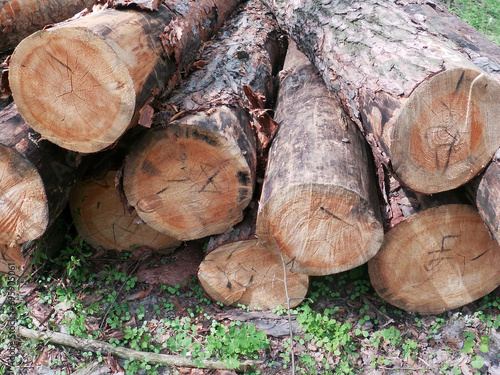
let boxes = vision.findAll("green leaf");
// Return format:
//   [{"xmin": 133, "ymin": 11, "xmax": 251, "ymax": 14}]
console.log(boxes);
[{"xmin": 470, "ymin": 355, "xmax": 484, "ymax": 369}]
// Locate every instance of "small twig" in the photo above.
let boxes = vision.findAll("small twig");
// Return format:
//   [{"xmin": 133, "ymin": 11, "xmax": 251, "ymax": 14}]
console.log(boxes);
[
  {"xmin": 17, "ymin": 326, "xmax": 261, "ymax": 372},
  {"xmin": 272, "ymin": 235, "xmax": 295, "ymax": 375}
]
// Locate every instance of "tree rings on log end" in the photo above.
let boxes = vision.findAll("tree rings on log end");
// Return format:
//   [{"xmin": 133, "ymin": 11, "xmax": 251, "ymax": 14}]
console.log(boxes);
[
  {"xmin": 9, "ymin": 27, "xmax": 135, "ymax": 153},
  {"xmin": 124, "ymin": 111, "xmax": 255, "ymax": 241},
  {"xmin": 70, "ymin": 171, "xmax": 180, "ymax": 252},
  {"xmin": 0, "ymin": 146, "xmax": 48, "ymax": 245},
  {"xmin": 257, "ymin": 184, "xmax": 384, "ymax": 276},
  {"xmin": 368, "ymin": 204, "xmax": 500, "ymax": 315},
  {"xmin": 198, "ymin": 239, "xmax": 309, "ymax": 309},
  {"xmin": 391, "ymin": 68, "xmax": 500, "ymax": 194}
]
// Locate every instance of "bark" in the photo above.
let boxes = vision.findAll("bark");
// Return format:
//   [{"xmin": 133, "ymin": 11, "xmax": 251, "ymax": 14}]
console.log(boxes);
[
  {"xmin": 0, "ymin": 103, "xmax": 85, "ymax": 246},
  {"xmin": 123, "ymin": 0, "xmax": 284, "ymax": 241},
  {"xmin": 368, "ymin": 186, "xmax": 500, "ymax": 314},
  {"xmin": 198, "ymin": 238, "xmax": 309, "ymax": 309},
  {"xmin": 0, "ymin": 0, "xmax": 94, "ymax": 53},
  {"xmin": 255, "ymin": 42, "xmax": 383, "ymax": 276},
  {"xmin": 70, "ymin": 171, "xmax": 180, "ymax": 252},
  {"xmin": 8, "ymin": 0, "xmax": 242, "ymax": 153},
  {"xmin": 261, "ymin": 0, "xmax": 500, "ymax": 194}
]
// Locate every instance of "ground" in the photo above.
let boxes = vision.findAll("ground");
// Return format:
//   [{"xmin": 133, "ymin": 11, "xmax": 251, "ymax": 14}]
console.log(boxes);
[{"xmin": 2, "ymin": 236, "xmax": 500, "ymax": 375}]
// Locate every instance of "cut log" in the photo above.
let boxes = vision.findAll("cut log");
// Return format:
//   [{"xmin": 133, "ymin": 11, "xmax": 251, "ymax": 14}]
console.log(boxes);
[
  {"xmin": 368, "ymin": 187, "xmax": 500, "ymax": 315},
  {"xmin": 261, "ymin": 0, "xmax": 500, "ymax": 194},
  {"xmin": 256, "ymin": 42, "xmax": 383, "ymax": 276},
  {"xmin": 70, "ymin": 171, "xmax": 180, "ymax": 252},
  {"xmin": 0, "ymin": 103, "xmax": 85, "ymax": 246},
  {"xmin": 0, "ymin": 0, "xmax": 94, "ymax": 53},
  {"xmin": 123, "ymin": 0, "xmax": 284, "ymax": 241},
  {"xmin": 198, "ymin": 239, "xmax": 309, "ymax": 309},
  {"xmin": 8, "ymin": 0, "xmax": 242, "ymax": 153}
]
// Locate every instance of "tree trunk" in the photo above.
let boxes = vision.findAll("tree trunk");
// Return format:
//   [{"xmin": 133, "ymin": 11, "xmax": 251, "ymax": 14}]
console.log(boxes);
[
  {"xmin": 255, "ymin": 42, "xmax": 383, "ymax": 276},
  {"xmin": 198, "ymin": 238, "xmax": 309, "ymax": 309},
  {"xmin": 8, "ymin": 0, "xmax": 242, "ymax": 153},
  {"xmin": 123, "ymin": 0, "xmax": 285, "ymax": 241},
  {"xmin": 70, "ymin": 171, "xmax": 180, "ymax": 252},
  {"xmin": 0, "ymin": 0, "xmax": 94, "ymax": 53},
  {"xmin": 261, "ymin": 0, "xmax": 500, "ymax": 194},
  {"xmin": 368, "ymin": 186, "xmax": 500, "ymax": 315},
  {"xmin": 0, "ymin": 103, "xmax": 85, "ymax": 246}
]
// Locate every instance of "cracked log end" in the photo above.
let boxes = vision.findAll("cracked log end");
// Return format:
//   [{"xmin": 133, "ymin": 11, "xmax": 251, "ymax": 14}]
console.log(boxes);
[
  {"xmin": 257, "ymin": 184, "xmax": 384, "ymax": 276},
  {"xmin": 123, "ymin": 107, "xmax": 255, "ymax": 241},
  {"xmin": 198, "ymin": 239, "xmax": 309, "ymax": 309},
  {"xmin": 70, "ymin": 171, "xmax": 180, "ymax": 252},
  {"xmin": 0, "ymin": 146, "xmax": 48, "ymax": 245},
  {"xmin": 391, "ymin": 68, "xmax": 500, "ymax": 194},
  {"xmin": 9, "ymin": 27, "xmax": 135, "ymax": 153},
  {"xmin": 368, "ymin": 204, "xmax": 500, "ymax": 315}
]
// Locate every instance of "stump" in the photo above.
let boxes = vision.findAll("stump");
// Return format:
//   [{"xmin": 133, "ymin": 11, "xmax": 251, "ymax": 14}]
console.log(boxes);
[
  {"xmin": 70, "ymin": 171, "xmax": 180, "ymax": 252},
  {"xmin": 256, "ymin": 42, "xmax": 384, "ymax": 276}
]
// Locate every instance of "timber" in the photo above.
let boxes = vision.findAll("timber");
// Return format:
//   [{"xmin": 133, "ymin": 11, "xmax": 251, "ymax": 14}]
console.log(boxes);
[
  {"xmin": 0, "ymin": 103, "xmax": 85, "ymax": 246},
  {"xmin": 8, "ymin": 0, "xmax": 242, "ymax": 153},
  {"xmin": 198, "ymin": 239, "xmax": 309, "ymax": 309},
  {"xmin": 368, "ymin": 186, "xmax": 500, "ymax": 315},
  {"xmin": 124, "ymin": 0, "xmax": 284, "ymax": 241},
  {"xmin": 70, "ymin": 171, "xmax": 180, "ymax": 252},
  {"xmin": 261, "ymin": 0, "xmax": 500, "ymax": 194},
  {"xmin": 256, "ymin": 42, "xmax": 384, "ymax": 276},
  {"xmin": 0, "ymin": 0, "xmax": 94, "ymax": 53}
]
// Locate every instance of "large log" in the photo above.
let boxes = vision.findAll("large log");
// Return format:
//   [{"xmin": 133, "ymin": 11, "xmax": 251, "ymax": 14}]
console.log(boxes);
[
  {"xmin": 368, "ymin": 184, "xmax": 500, "ymax": 315},
  {"xmin": 256, "ymin": 42, "xmax": 384, "ymax": 276},
  {"xmin": 8, "ymin": 0, "xmax": 242, "ymax": 153},
  {"xmin": 0, "ymin": 0, "xmax": 94, "ymax": 53},
  {"xmin": 70, "ymin": 171, "xmax": 180, "ymax": 252},
  {"xmin": 123, "ymin": 0, "xmax": 284, "ymax": 241},
  {"xmin": 260, "ymin": 0, "xmax": 500, "ymax": 194},
  {"xmin": 0, "ymin": 103, "xmax": 85, "ymax": 246}
]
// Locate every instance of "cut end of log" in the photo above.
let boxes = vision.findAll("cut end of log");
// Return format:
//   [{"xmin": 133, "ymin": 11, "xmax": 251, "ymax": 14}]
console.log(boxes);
[
  {"xmin": 9, "ymin": 27, "xmax": 135, "ymax": 153},
  {"xmin": 70, "ymin": 171, "xmax": 180, "ymax": 251},
  {"xmin": 0, "ymin": 146, "xmax": 48, "ymax": 245},
  {"xmin": 124, "ymin": 108, "xmax": 255, "ymax": 241},
  {"xmin": 257, "ymin": 184, "xmax": 384, "ymax": 276},
  {"xmin": 198, "ymin": 239, "xmax": 309, "ymax": 309},
  {"xmin": 391, "ymin": 67, "xmax": 500, "ymax": 193},
  {"xmin": 368, "ymin": 204, "xmax": 500, "ymax": 315},
  {"xmin": 0, "ymin": 244, "xmax": 28, "ymax": 276}
]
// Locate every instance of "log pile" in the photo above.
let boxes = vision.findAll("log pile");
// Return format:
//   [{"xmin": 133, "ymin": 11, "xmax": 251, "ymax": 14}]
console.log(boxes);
[{"xmin": 3, "ymin": 0, "xmax": 500, "ymax": 313}]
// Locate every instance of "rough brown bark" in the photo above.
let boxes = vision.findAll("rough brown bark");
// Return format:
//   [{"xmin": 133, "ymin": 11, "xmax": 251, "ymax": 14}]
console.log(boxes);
[
  {"xmin": 0, "ymin": 0, "xmax": 94, "ymax": 53},
  {"xmin": 261, "ymin": 0, "xmax": 500, "ymax": 194},
  {"xmin": 8, "ymin": 0, "xmax": 242, "ymax": 153},
  {"xmin": 198, "ymin": 238, "xmax": 309, "ymax": 309},
  {"xmin": 123, "ymin": 0, "xmax": 284, "ymax": 241},
  {"xmin": 255, "ymin": 42, "xmax": 383, "ymax": 276},
  {"xmin": 70, "ymin": 171, "xmax": 180, "ymax": 252},
  {"xmin": 368, "ymin": 186, "xmax": 500, "ymax": 314},
  {"xmin": 0, "ymin": 103, "xmax": 85, "ymax": 246}
]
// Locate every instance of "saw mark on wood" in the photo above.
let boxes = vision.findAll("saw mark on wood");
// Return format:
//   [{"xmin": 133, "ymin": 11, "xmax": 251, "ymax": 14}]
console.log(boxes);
[
  {"xmin": 424, "ymin": 234, "xmax": 459, "ymax": 272},
  {"xmin": 454, "ymin": 71, "xmax": 465, "ymax": 93},
  {"xmin": 471, "ymin": 248, "xmax": 490, "ymax": 261}
]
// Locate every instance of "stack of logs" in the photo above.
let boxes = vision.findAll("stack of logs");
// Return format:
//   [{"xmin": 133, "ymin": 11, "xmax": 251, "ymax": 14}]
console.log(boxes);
[{"xmin": 3, "ymin": 0, "xmax": 500, "ymax": 314}]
